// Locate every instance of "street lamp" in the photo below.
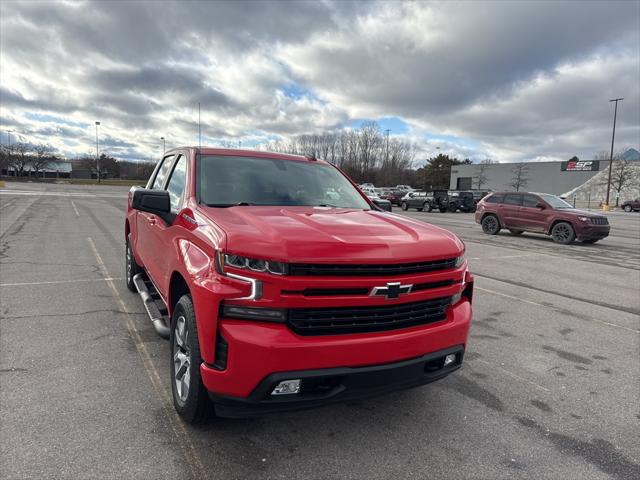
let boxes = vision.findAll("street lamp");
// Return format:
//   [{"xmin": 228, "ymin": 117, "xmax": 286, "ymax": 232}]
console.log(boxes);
[
  {"xmin": 161, "ymin": 136, "xmax": 165, "ymax": 154},
  {"xmin": 95, "ymin": 121, "xmax": 101, "ymax": 183},
  {"xmin": 604, "ymin": 98, "xmax": 623, "ymax": 210}
]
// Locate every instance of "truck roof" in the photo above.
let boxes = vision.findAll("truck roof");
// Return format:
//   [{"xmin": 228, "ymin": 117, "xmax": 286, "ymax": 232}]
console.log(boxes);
[{"xmin": 175, "ymin": 147, "xmax": 323, "ymax": 163}]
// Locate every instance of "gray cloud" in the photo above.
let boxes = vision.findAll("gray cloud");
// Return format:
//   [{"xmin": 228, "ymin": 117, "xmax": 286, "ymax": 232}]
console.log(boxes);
[{"xmin": 1, "ymin": 0, "xmax": 638, "ymax": 162}]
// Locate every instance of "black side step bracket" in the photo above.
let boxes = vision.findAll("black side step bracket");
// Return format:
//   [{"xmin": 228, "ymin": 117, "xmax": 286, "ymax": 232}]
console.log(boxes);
[{"xmin": 132, "ymin": 273, "xmax": 170, "ymax": 339}]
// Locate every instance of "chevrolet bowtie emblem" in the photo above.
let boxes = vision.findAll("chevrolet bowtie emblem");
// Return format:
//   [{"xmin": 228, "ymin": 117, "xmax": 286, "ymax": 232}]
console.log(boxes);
[{"xmin": 370, "ymin": 282, "xmax": 413, "ymax": 299}]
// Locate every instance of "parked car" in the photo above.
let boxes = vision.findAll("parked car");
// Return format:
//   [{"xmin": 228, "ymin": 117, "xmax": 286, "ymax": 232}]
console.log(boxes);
[
  {"xmin": 475, "ymin": 191, "xmax": 610, "ymax": 244},
  {"xmin": 364, "ymin": 190, "xmax": 393, "ymax": 211},
  {"xmin": 379, "ymin": 189, "xmax": 404, "ymax": 206},
  {"xmin": 446, "ymin": 191, "xmax": 477, "ymax": 213},
  {"xmin": 621, "ymin": 198, "xmax": 640, "ymax": 212},
  {"xmin": 400, "ymin": 190, "xmax": 436, "ymax": 211},
  {"xmin": 125, "ymin": 148, "xmax": 472, "ymax": 422}
]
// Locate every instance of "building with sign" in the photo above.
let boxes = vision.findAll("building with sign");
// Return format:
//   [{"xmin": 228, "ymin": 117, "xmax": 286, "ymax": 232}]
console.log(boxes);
[{"xmin": 450, "ymin": 149, "xmax": 640, "ymax": 199}]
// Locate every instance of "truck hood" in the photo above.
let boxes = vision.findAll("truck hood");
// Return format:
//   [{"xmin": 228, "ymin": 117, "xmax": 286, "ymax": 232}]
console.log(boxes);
[{"xmin": 199, "ymin": 206, "xmax": 464, "ymax": 263}]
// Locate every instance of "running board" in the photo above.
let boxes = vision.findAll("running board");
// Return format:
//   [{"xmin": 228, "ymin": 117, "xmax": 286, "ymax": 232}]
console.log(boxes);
[{"xmin": 132, "ymin": 273, "xmax": 170, "ymax": 339}]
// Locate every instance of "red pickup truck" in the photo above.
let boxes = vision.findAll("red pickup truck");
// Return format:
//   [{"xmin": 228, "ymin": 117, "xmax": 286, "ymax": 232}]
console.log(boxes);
[{"xmin": 125, "ymin": 148, "xmax": 473, "ymax": 422}]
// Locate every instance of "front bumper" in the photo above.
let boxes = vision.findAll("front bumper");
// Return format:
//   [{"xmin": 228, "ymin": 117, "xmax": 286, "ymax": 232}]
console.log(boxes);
[
  {"xmin": 200, "ymin": 299, "xmax": 472, "ymax": 408},
  {"xmin": 210, "ymin": 345, "xmax": 464, "ymax": 417},
  {"xmin": 576, "ymin": 224, "xmax": 610, "ymax": 241}
]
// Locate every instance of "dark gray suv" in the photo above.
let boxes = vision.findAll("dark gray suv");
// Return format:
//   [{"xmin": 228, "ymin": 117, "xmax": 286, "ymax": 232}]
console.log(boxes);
[{"xmin": 400, "ymin": 191, "xmax": 435, "ymax": 211}]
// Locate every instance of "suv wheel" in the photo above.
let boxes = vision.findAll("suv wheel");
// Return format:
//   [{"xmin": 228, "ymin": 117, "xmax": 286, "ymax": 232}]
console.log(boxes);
[
  {"xmin": 481, "ymin": 215, "xmax": 501, "ymax": 235},
  {"xmin": 509, "ymin": 229, "xmax": 524, "ymax": 235},
  {"xmin": 551, "ymin": 222, "xmax": 575, "ymax": 244},
  {"xmin": 401, "ymin": 202, "xmax": 409, "ymax": 211},
  {"xmin": 424, "ymin": 202, "xmax": 433, "ymax": 212},
  {"xmin": 125, "ymin": 235, "xmax": 141, "ymax": 292},
  {"xmin": 624, "ymin": 205, "xmax": 632, "ymax": 212},
  {"xmin": 170, "ymin": 295, "xmax": 209, "ymax": 423}
]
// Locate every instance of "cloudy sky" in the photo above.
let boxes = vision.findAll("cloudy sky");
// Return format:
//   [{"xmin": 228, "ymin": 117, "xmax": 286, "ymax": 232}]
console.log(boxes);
[{"xmin": 1, "ymin": 0, "xmax": 638, "ymax": 164}]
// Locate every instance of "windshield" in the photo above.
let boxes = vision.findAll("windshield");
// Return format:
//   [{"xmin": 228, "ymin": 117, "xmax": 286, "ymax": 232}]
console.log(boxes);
[
  {"xmin": 199, "ymin": 155, "xmax": 371, "ymax": 209},
  {"xmin": 538, "ymin": 193, "xmax": 574, "ymax": 209}
]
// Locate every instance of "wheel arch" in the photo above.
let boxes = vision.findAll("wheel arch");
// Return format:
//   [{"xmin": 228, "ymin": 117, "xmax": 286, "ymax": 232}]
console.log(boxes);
[{"xmin": 169, "ymin": 271, "xmax": 191, "ymax": 315}]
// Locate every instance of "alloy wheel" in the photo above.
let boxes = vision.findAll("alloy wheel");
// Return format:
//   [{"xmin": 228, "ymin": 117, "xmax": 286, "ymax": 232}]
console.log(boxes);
[{"xmin": 173, "ymin": 316, "xmax": 191, "ymax": 403}]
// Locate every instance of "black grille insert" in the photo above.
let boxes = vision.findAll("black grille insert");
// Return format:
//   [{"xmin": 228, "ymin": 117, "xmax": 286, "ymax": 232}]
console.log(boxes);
[
  {"xmin": 590, "ymin": 217, "xmax": 609, "ymax": 225},
  {"xmin": 289, "ymin": 258, "xmax": 458, "ymax": 277},
  {"xmin": 288, "ymin": 297, "xmax": 451, "ymax": 335}
]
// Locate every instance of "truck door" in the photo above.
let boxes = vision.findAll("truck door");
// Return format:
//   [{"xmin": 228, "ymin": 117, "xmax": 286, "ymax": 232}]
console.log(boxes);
[{"xmin": 136, "ymin": 154, "xmax": 175, "ymax": 287}]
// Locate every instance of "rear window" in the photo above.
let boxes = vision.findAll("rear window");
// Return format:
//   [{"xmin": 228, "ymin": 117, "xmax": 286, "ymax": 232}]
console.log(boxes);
[
  {"xmin": 504, "ymin": 194, "xmax": 522, "ymax": 205},
  {"xmin": 485, "ymin": 193, "xmax": 504, "ymax": 204}
]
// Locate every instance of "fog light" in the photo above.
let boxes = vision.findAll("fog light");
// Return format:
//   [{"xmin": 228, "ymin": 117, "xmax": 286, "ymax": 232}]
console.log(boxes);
[
  {"xmin": 444, "ymin": 354, "xmax": 456, "ymax": 367},
  {"xmin": 271, "ymin": 379, "xmax": 301, "ymax": 395}
]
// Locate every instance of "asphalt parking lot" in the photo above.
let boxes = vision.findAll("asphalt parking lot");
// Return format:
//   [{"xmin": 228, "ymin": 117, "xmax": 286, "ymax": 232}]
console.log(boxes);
[{"xmin": 1, "ymin": 183, "xmax": 639, "ymax": 480}]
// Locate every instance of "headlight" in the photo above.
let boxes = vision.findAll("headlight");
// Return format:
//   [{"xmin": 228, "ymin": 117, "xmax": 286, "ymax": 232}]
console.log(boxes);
[
  {"xmin": 577, "ymin": 216, "xmax": 589, "ymax": 222},
  {"xmin": 454, "ymin": 254, "xmax": 466, "ymax": 268},
  {"xmin": 222, "ymin": 253, "xmax": 288, "ymax": 275}
]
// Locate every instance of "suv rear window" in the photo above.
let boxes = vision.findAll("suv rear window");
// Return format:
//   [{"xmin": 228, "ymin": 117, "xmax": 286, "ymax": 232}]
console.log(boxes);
[
  {"xmin": 199, "ymin": 155, "xmax": 371, "ymax": 209},
  {"xmin": 485, "ymin": 193, "xmax": 504, "ymax": 204}
]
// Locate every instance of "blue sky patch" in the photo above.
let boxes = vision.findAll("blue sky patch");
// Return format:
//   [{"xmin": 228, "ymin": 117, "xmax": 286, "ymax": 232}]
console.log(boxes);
[
  {"xmin": 349, "ymin": 117, "xmax": 409, "ymax": 134},
  {"xmin": 26, "ymin": 112, "xmax": 89, "ymax": 129}
]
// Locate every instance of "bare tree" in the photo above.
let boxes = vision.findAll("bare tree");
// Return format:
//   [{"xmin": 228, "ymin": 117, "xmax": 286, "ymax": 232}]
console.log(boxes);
[
  {"xmin": 10, "ymin": 142, "xmax": 32, "ymax": 176},
  {"xmin": 606, "ymin": 157, "xmax": 638, "ymax": 206},
  {"xmin": 508, "ymin": 163, "xmax": 529, "ymax": 192},
  {"xmin": 473, "ymin": 159, "xmax": 493, "ymax": 190},
  {"xmin": 32, "ymin": 143, "xmax": 55, "ymax": 178}
]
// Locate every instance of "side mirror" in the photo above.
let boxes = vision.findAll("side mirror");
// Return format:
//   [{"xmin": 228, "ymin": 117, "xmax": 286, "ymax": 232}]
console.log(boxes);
[
  {"xmin": 536, "ymin": 203, "xmax": 546, "ymax": 209},
  {"xmin": 131, "ymin": 188, "xmax": 174, "ymax": 224},
  {"xmin": 371, "ymin": 198, "xmax": 392, "ymax": 212}
]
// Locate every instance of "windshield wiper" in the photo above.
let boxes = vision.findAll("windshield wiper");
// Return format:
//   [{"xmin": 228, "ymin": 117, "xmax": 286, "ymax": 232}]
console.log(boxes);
[
  {"xmin": 206, "ymin": 201, "xmax": 255, "ymax": 208},
  {"xmin": 316, "ymin": 203, "xmax": 338, "ymax": 208}
]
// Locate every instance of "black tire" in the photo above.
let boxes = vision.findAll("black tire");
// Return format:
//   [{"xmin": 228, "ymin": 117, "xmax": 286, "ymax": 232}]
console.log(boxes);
[
  {"xmin": 448, "ymin": 203, "xmax": 458, "ymax": 213},
  {"xmin": 401, "ymin": 202, "xmax": 409, "ymax": 211},
  {"xmin": 424, "ymin": 202, "xmax": 433, "ymax": 212},
  {"xmin": 624, "ymin": 205, "xmax": 632, "ymax": 212},
  {"xmin": 551, "ymin": 222, "xmax": 575, "ymax": 245},
  {"xmin": 481, "ymin": 214, "xmax": 501, "ymax": 235},
  {"xmin": 509, "ymin": 229, "xmax": 524, "ymax": 235},
  {"xmin": 125, "ymin": 235, "xmax": 141, "ymax": 292},
  {"xmin": 170, "ymin": 295, "xmax": 210, "ymax": 423},
  {"xmin": 582, "ymin": 238, "xmax": 599, "ymax": 244}
]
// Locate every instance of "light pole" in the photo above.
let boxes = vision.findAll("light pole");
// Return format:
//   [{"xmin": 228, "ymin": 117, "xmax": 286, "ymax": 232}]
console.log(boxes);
[
  {"xmin": 161, "ymin": 136, "xmax": 165, "ymax": 154},
  {"xmin": 6, "ymin": 130, "xmax": 13, "ymax": 149},
  {"xmin": 604, "ymin": 98, "xmax": 623, "ymax": 210},
  {"xmin": 385, "ymin": 129, "xmax": 390, "ymax": 164},
  {"xmin": 95, "ymin": 121, "xmax": 101, "ymax": 183}
]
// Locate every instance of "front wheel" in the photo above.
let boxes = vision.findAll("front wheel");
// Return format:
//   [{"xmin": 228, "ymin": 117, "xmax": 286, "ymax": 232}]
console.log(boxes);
[
  {"xmin": 170, "ymin": 295, "xmax": 210, "ymax": 423},
  {"xmin": 481, "ymin": 215, "xmax": 501, "ymax": 235},
  {"xmin": 125, "ymin": 235, "xmax": 141, "ymax": 292},
  {"xmin": 551, "ymin": 222, "xmax": 575, "ymax": 244},
  {"xmin": 401, "ymin": 202, "xmax": 409, "ymax": 211},
  {"xmin": 624, "ymin": 205, "xmax": 632, "ymax": 212}
]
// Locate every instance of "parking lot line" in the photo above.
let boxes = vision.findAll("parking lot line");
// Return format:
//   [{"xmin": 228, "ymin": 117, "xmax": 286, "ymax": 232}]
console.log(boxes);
[
  {"xmin": 0, "ymin": 277, "xmax": 123, "ymax": 287},
  {"xmin": 87, "ymin": 237, "xmax": 206, "ymax": 479},
  {"xmin": 71, "ymin": 200, "xmax": 80, "ymax": 217},
  {"xmin": 476, "ymin": 285, "xmax": 640, "ymax": 334}
]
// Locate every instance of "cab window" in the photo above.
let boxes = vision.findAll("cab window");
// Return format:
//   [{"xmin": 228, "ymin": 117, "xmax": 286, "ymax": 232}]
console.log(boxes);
[
  {"xmin": 165, "ymin": 155, "xmax": 187, "ymax": 212},
  {"xmin": 151, "ymin": 155, "xmax": 175, "ymax": 190}
]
